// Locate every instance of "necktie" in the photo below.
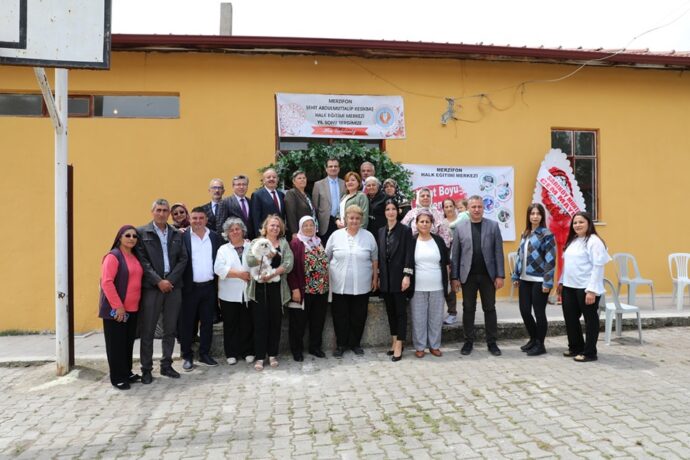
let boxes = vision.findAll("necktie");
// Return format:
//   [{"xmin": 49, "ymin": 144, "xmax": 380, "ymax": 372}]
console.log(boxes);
[
  {"xmin": 240, "ymin": 198, "xmax": 248, "ymax": 220},
  {"xmin": 271, "ymin": 190, "xmax": 280, "ymax": 212},
  {"xmin": 213, "ymin": 203, "xmax": 218, "ymax": 218}
]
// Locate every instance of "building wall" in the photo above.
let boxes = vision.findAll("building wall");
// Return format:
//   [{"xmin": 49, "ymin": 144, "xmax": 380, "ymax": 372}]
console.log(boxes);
[{"xmin": 1, "ymin": 51, "xmax": 689, "ymax": 332}]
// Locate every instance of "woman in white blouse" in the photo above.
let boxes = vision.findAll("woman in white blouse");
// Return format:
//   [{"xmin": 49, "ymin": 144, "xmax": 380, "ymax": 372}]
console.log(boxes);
[
  {"xmin": 214, "ymin": 217, "xmax": 253, "ymax": 365},
  {"xmin": 409, "ymin": 211, "xmax": 450, "ymax": 358},
  {"xmin": 557, "ymin": 212, "xmax": 611, "ymax": 362},
  {"xmin": 326, "ymin": 204, "xmax": 378, "ymax": 358}
]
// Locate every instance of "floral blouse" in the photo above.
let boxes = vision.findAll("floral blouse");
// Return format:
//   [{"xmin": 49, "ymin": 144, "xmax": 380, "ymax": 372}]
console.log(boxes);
[{"xmin": 304, "ymin": 246, "xmax": 329, "ymax": 295}]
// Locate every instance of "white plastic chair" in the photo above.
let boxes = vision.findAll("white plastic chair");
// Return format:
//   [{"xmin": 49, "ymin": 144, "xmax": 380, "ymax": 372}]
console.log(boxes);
[
  {"xmin": 508, "ymin": 251, "xmax": 518, "ymax": 300},
  {"xmin": 599, "ymin": 279, "xmax": 642, "ymax": 345},
  {"xmin": 612, "ymin": 253, "xmax": 655, "ymax": 310},
  {"xmin": 668, "ymin": 253, "xmax": 690, "ymax": 311}
]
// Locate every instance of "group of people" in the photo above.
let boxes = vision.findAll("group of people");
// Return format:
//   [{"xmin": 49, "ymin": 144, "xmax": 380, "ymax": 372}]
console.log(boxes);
[{"xmin": 99, "ymin": 157, "xmax": 611, "ymax": 390}]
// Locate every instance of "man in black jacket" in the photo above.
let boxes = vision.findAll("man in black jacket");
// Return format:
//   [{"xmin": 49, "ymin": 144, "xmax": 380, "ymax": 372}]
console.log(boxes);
[{"xmin": 179, "ymin": 207, "xmax": 223, "ymax": 370}]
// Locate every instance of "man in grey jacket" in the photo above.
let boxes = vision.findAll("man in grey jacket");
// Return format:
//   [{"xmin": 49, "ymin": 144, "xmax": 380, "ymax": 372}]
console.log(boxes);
[
  {"xmin": 450, "ymin": 195, "xmax": 505, "ymax": 356},
  {"xmin": 136, "ymin": 199, "xmax": 188, "ymax": 383}
]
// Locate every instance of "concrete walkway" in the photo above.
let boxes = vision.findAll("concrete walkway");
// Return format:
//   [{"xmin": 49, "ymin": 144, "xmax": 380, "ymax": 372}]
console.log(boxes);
[
  {"xmin": 2, "ymin": 325, "xmax": 690, "ymax": 458},
  {"xmin": 1, "ymin": 294, "xmax": 686, "ymax": 365}
]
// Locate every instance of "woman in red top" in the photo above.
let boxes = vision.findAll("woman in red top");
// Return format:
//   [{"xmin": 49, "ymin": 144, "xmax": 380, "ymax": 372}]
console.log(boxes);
[{"xmin": 99, "ymin": 225, "xmax": 143, "ymax": 390}]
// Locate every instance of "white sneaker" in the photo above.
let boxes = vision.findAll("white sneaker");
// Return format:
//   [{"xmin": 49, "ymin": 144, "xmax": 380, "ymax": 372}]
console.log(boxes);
[
  {"xmin": 245, "ymin": 355, "xmax": 255, "ymax": 364},
  {"xmin": 226, "ymin": 357, "xmax": 237, "ymax": 365},
  {"xmin": 444, "ymin": 314, "xmax": 457, "ymax": 325}
]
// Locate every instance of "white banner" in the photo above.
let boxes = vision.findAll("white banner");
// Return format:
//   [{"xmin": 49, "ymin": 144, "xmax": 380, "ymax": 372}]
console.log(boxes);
[
  {"xmin": 276, "ymin": 93, "xmax": 406, "ymax": 139},
  {"xmin": 404, "ymin": 164, "xmax": 516, "ymax": 241}
]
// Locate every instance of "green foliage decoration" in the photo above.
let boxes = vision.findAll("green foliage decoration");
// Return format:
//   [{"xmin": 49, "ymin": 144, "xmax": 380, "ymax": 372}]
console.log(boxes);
[{"xmin": 261, "ymin": 140, "xmax": 414, "ymax": 198}]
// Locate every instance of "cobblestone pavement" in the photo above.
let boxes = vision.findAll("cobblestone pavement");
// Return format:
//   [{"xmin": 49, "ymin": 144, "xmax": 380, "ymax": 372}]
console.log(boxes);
[{"xmin": 2, "ymin": 328, "xmax": 690, "ymax": 459}]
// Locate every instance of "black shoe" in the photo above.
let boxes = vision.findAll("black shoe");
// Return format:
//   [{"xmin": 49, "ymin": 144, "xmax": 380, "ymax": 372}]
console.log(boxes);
[
  {"xmin": 527, "ymin": 343, "xmax": 546, "ymax": 356},
  {"xmin": 160, "ymin": 366, "xmax": 181, "ymax": 378},
  {"xmin": 520, "ymin": 339, "xmax": 536, "ymax": 352},
  {"xmin": 127, "ymin": 373, "xmax": 141, "ymax": 383},
  {"xmin": 333, "ymin": 347, "xmax": 345, "ymax": 358},
  {"xmin": 488, "ymin": 343, "xmax": 502, "ymax": 356},
  {"xmin": 182, "ymin": 359, "xmax": 194, "ymax": 371},
  {"xmin": 386, "ymin": 350, "xmax": 394, "ymax": 356},
  {"xmin": 293, "ymin": 353, "xmax": 304, "ymax": 362},
  {"xmin": 460, "ymin": 341, "xmax": 473, "ymax": 355},
  {"xmin": 113, "ymin": 382, "xmax": 131, "ymax": 390},
  {"xmin": 199, "ymin": 355, "xmax": 219, "ymax": 366},
  {"xmin": 563, "ymin": 350, "xmax": 579, "ymax": 357},
  {"xmin": 141, "ymin": 371, "xmax": 153, "ymax": 384},
  {"xmin": 309, "ymin": 349, "xmax": 326, "ymax": 358},
  {"xmin": 351, "ymin": 346, "xmax": 364, "ymax": 356},
  {"xmin": 391, "ymin": 354, "xmax": 402, "ymax": 362}
]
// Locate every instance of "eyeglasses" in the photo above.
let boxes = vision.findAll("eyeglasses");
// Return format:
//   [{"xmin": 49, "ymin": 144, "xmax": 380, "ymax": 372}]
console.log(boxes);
[
  {"xmin": 122, "ymin": 233, "xmax": 138, "ymax": 239},
  {"xmin": 210, "ymin": 186, "xmax": 224, "ymax": 191}
]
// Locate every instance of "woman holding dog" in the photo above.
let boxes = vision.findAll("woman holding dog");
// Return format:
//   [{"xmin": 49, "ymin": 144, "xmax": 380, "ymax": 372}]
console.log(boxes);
[
  {"xmin": 246, "ymin": 215, "xmax": 294, "ymax": 371},
  {"xmin": 326, "ymin": 204, "xmax": 378, "ymax": 358},
  {"xmin": 287, "ymin": 215, "xmax": 329, "ymax": 361}
]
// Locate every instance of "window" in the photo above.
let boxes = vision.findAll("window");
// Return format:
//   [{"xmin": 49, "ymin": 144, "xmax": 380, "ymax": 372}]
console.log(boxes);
[
  {"xmin": 0, "ymin": 93, "xmax": 43, "ymax": 116},
  {"xmin": 0, "ymin": 93, "xmax": 179, "ymax": 118},
  {"xmin": 551, "ymin": 129, "xmax": 598, "ymax": 220},
  {"xmin": 93, "ymin": 95, "xmax": 179, "ymax": 118}
]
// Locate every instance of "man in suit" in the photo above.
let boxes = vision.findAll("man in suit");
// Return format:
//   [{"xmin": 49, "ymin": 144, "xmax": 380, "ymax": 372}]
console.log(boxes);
[
  {"xmin": 136, "ymin": 199, "xmax": 188, "ymax": 383},
  {"xmin": 179, "ymin": 207, "xmax": 223, "ymax": 371},
  {"xmin": 251, "ymin": 168, "xmax": 285, "ymax": 233},
  {"xmin": 219, "ymin": 174, "xmax": 254, "ymax": 239},
  {"xmin": 201, "ymin": 178, "xmax": 226, "ymax": 234},
  {"xmin": 312, "ymin": 157, "xmax": 345, "ymax": 243},
  {"xmin": 450, "ymin": 195, "xmax": 505, "ymax": 357}
]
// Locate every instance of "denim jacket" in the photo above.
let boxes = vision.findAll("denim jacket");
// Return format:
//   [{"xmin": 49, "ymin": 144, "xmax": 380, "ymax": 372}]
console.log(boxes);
[{"xmin": 512, "ymin": 227, "xmax": 556, "ymax": 289}]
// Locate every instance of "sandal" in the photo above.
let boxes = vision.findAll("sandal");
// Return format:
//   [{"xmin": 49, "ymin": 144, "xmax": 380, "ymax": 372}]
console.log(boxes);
[
  {"xmin": 573, "ymin": 354, "xmax": 598, "ymax": 362},
  {"xmin": 269, "ymin": 356, "xmax": 279, "ymax": 368},
  {"xmin": 254, "ymin": 360, "xmax": 264, "ymax": 371}
]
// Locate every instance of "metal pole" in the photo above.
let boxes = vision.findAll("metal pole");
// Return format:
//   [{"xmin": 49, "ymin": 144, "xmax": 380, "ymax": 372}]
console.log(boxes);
[{"xmin": 55, "ymin": 68, "xmax": 70, "ymax": 376}]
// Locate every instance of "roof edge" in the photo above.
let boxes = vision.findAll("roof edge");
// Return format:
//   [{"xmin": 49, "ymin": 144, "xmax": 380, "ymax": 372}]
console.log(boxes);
[{"xmin": 111, "ymin": 34, "xmax": 690, "ymax": 69}]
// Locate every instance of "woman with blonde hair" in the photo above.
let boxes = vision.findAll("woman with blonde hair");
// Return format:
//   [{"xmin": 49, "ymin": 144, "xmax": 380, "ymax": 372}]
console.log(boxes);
[{"xmin": 246, "ymin": 215, "xmax": 294, "ymax": 370}]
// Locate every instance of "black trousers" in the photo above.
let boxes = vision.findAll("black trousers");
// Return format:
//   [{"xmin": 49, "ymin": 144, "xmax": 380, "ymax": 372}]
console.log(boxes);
[
  {"xmin": 251, "ymin": 282, "xmax": 283, "ymax": 360},
  {"xmin": 332, "ymin": 293, "xmax": 369, "ymax": 348},
  {"xmin": 321, "ymin": 216, "xmax": 339, "ymax": 246},
  {"xmin": 289, "ymin": 293, "xmax": 328, "ymax": 354},
  {"xmin": 562, "ymin": 286, "xmax": 600, "ymax": 357},
  {"xmin": 382, "ymin": 292, "xmax": 407, "ymax": 340},
  {"xmin": 445, "ymin": 282, "xmax": 458, "ymax": 315},
  {"xmin": 179, "ymin": 283, "xmax": 216, "ymax": 360},
  {"xmin": 220, "ymin": 299, "xmax": 254, "ymax": 359},
  {"xmin": 518, "ymin": 280, "xmax": 549, "ymax": 342},
  {"xmin": 461, "ymin": 273, "xmax": 498, "ymax": 343},
  {"xmin": 103, "ymin": 313, "xmax": 138, "ymax": 385}
]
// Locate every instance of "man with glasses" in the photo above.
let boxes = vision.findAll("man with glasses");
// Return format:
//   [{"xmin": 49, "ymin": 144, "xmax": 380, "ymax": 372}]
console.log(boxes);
[
  {"xmin": 220, "ymin": 175, "xmax": 255, "ymax": 239},
  {"xmin": 136, "ymin": 199, "xmax": 188, "ymax": 383},
  {"xmin": 312, "ymin": 157, "xmax": 345, "ymax": 243},
  {"xmin": 201, "ymin": 178, "xmax": 226, "ymax": 234}
]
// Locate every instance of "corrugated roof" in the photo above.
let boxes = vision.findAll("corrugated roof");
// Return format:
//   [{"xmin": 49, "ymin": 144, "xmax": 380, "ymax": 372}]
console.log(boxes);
[{"xmin": 111, "ymin": 35, "xmax": 690, "ymax": 70}]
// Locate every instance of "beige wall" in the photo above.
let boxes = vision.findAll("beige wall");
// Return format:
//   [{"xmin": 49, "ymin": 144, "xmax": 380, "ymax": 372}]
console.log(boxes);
[{"xmin": 1, "ymin": 51, "xmax": 689, "ymax": 332}]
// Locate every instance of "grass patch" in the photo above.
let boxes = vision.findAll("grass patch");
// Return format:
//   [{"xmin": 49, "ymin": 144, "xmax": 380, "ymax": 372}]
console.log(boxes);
[{"xmin": 0, "ymin": 329, "xmax": 41, "ymax": 336}]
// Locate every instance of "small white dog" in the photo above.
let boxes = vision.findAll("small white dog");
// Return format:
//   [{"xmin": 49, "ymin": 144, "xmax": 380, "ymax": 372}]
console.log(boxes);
[{"xmin": 250, "ymin": 238, "xmax": 280, "ymax": 283}]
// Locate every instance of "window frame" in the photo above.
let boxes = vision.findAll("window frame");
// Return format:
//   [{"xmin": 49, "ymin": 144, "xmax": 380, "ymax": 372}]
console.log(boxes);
[{"xmin": 551, "ymin": 127, "xmax": 600, "ymax": 221}]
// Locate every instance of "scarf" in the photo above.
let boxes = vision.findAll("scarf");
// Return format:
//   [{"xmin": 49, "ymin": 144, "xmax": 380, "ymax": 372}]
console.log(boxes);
[{"xmin": 296, "ymin": 215, "xmax": 322, "ymax": 251}]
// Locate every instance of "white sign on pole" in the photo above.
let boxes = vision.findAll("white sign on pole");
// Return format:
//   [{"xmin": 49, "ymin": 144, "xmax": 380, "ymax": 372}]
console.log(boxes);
[
  {"xmin": 0, "ymin": 0, "xmax": 110, "ymax": 69},
  {"xmin": 276, "ymin": 93, "xmax": 406, "ymax": 139},
  {"xmin": 404, "ymin": 163, "xmax": 516, "ymax": 241}
]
